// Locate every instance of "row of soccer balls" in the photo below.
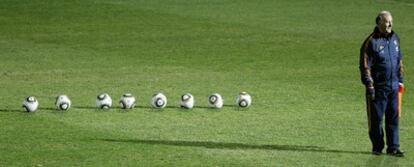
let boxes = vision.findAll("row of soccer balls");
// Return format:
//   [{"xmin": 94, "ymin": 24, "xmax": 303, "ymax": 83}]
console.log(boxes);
[{"xmin": 22, "ymin": 92, "xmax": 252, "ymax": 112}]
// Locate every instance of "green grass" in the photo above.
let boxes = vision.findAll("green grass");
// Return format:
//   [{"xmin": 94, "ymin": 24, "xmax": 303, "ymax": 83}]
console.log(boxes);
[{"xmin": 1, "ymin": 0, "xmax": 414, "ymax": 166}]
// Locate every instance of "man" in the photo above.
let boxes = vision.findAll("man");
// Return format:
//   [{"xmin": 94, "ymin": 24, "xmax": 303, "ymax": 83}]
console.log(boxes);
[{"xmin": 359, "ymin": 11, "xmax": 404, "ymax": 157}]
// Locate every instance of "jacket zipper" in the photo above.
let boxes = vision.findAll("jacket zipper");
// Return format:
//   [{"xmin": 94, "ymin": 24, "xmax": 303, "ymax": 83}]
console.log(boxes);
[{"xmin": 388, "ymin": 38, "xmax": 393, "ymax": 88}]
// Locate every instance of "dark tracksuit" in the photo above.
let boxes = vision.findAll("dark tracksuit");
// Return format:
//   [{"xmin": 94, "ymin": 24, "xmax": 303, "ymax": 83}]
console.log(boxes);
[{"xmin": 360, "ymin": 27, "xmax": 404, "ymax": 152}]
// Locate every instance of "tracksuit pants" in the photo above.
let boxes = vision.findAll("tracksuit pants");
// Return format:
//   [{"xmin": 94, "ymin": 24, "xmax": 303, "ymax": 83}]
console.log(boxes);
[{"xmin": 366, "ymin": 87, "xmax": 400, "ymax": 152}]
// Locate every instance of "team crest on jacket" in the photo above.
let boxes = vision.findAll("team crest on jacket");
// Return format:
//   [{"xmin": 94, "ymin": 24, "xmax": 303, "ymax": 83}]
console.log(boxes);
[{"xmin": 379, "ymin": 45, "xmax": 384, "ymax": 50}]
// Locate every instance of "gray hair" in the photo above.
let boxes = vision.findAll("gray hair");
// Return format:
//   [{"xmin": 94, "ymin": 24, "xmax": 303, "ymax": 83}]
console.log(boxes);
[{"xmin": 376, "ymin": 11, "xmax": 392, "ymax": 25}]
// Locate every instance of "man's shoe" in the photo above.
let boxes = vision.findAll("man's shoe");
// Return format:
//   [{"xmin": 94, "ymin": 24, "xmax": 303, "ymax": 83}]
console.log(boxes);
[
  {"xmin": 386, "ymin": 149, "xmax": 404, "ymax": 157},
  {"xmin": 372, "ymin": 151, "xmax": 382, "ymax": 156}
]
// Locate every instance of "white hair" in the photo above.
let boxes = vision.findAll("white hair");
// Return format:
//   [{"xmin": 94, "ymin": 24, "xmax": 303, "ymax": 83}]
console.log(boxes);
[{"xmin": 376, "ymin": 11, "xmax": 392, "ymax": 25}]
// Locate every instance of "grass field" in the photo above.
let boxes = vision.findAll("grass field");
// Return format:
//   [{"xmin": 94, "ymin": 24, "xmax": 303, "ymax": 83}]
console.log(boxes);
[{"xmin": 1, "ymin": 0, "xmax": 414, "ymax": 166}]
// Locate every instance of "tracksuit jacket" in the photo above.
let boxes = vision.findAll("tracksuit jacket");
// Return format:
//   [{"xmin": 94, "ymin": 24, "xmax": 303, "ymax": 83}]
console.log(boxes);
[{"xmin": 360, "ymin": 27, "xmax": 404, "ymax": 89}]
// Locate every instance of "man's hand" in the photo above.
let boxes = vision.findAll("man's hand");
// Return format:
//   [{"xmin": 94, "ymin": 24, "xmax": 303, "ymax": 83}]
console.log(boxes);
[
  {"xmin": 366, "ymin": 86, "xmax": 375, "ymax": 100},
  {"xmin": 399, "ymin": 83, "xmax": 405, "ymax": 93}
]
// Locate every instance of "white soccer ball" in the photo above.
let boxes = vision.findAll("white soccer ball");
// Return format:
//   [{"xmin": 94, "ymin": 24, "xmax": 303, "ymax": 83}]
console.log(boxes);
[
  {"xmin": 22, "ymin": 96, "xmax": 39, "ymax": 112},
  {"xmin": 208, "ymin": 93, "xmax": 223, "ymax": 109},
  {"xmin": 236, "ymin": 92, "xmax": 252, "ymax": 108},
  {"xmin": 152, "ymin": 93, "xmax": 167, "ymax": 109},
  {"xmin": 55, "ymin": 95, "xmax": 71, "ymax": 111},
  {"xmin": 180, "ymin": 93, "xmax": 194, "ymax": 109},
  {"xmin": 120, "ymin": 93, "xmax": 136, "ymax": 109},
  {"xmin": 96, "ymin": 93, "xmax": 112, "ymax": 109}
]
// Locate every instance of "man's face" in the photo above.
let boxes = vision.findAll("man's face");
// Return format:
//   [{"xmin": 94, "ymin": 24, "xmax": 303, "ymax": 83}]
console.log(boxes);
[{"xmin": 378, "ymin": 15, "xmax": 393, "ymax": 34}]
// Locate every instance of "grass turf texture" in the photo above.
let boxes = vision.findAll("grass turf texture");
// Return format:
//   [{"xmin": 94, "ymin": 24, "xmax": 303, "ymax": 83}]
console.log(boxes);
[{"xmin": 1, "ymin": 0, "xmax": 414, "ymax": 166}]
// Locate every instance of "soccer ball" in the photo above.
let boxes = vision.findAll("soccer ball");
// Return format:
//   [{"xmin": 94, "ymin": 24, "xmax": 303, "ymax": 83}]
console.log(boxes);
[
  {"xmin": 152, "ymin": 93, "xmax": 167, "ymax": 109},
  {"xmin": 208, "ymin": 93, "xmax": 223, "ymax": 109},
  {"xmin": 236, "ymin": 92, "xmax": 252, "ymax": 108},
  {"xmin": 119, "ymin": 93, "xmax": 136, "ymax": 109},
  {"xmin": 180, "ymin": 93, "xmax": 194, "ymax": 109},
  {"xmin": 22, "ymin": 96, "xmax": 39, "ymax": 112},
  {"xmin": 96, "ymin": 93, "xmax": 112, "ymax": 109},
  {"xmin": 55, "ymin": 95, "xmax": 71, "ymax": 111}
]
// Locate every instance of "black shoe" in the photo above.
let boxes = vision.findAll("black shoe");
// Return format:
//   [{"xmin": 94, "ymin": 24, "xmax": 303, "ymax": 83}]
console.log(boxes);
[
  {"xmin": 386, "ymin": 149, "xmax": 404, "ymax": 157},
  {"xmin": 372, "ymin": 150, "xmax": 382, "ymax": 156}
]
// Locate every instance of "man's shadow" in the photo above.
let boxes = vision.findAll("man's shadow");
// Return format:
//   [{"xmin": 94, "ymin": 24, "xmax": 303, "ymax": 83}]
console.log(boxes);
[
  {"xmin": 0, "ymin": 107, "xmax": 56, "ymax": 112},
  {"xmin": 97, "ymin": 138, "xmax": 370, "ymax": 155},
  {"xmin": 0, "ymin": 108, "xmax": 22, "ymax": 112}
]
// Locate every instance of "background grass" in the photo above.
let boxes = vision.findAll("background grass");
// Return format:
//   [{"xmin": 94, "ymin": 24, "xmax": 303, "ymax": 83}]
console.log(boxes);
[{"xmin": 1, "ymin": 0, "xmax": 414, "ymax": 166}]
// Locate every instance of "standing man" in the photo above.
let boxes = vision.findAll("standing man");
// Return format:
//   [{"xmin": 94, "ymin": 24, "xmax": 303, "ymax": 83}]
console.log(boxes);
[{"xmin": 360, "ymin": 11, "xmax": 404, "ymax": 157}]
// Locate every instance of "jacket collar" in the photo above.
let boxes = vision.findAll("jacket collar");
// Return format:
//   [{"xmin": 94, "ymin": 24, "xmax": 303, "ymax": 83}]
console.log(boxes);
[{"xmin": 373, "ymin": 26, "xmax": 394, "ymax": 38}]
